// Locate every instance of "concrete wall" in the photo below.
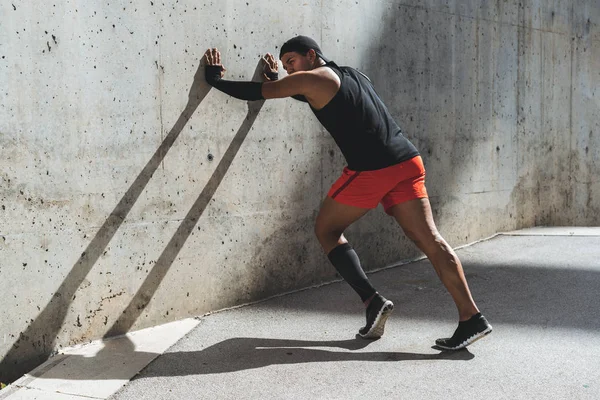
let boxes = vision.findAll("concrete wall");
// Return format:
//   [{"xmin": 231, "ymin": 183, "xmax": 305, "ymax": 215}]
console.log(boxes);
[{"xmin": 1, "ymin": 0, "xmax": 598, "ymax": 383}]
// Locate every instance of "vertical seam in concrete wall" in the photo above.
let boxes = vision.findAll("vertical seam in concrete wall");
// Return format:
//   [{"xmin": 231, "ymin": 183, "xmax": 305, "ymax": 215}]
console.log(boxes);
[
  {"xmin": 319, "ymin": 0, "xmax": 323, "ymax": 65},
  {"xmin": 319, "ymin": 0, "xmax": 324, "ymax": 200},
  {"xmin": 158, "ymin": 20, "xmax": 165, "ymax": 170},
  {"xmin": 540, "ymin": 22, "xmax": 544, "ymax": 178},
  {"xmin": 516, "ymin": 3, "xmax": 522, "ymax": 222},
  {"xmin": 475, "ymin": 14, "xmax": 480, "ymax": 134},
  {"xmin": 568, "ymin": 1, "xmax": 575, "ymax": 209},
  {"xmin": 451, "ymin": 12, "xmax": 456, "ymax": 145},
  {"xmin": 539, "ymin": 20, "xmax": 545, "ymax": 218},
  {"xmin": 491, "ymin": 11, "xmax": 497, "ymax": 143}
]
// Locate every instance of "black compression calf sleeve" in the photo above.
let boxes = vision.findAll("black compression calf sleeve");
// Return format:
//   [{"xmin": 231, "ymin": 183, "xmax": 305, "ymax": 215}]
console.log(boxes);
[
  {"xmin": 327, "ymin": 243, "xmax": 377, "ymax": 302},
  {"xmin": 205, "ymin": 65, "xmax": 264, "ymax": 101}
]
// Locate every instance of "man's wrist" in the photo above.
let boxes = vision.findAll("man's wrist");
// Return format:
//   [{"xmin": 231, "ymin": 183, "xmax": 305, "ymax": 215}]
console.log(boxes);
[
  {"xmin": 205, "ymin": 65, "xmax": 223, "ymax": 85},
  {"xmin": 265, "ymin": 71, "xmax": 278, "ymax": 81}
]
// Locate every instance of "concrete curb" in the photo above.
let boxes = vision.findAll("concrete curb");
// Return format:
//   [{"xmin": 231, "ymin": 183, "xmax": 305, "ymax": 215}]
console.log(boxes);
[{"xmin": 1, "ymin": 319, "xmax": 199, "ymax": 399}]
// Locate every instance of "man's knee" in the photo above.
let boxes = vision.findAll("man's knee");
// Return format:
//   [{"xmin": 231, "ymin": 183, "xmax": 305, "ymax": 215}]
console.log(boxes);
[
  {"xmin": 314, "ymin": 222, "xmax": 342, "ymax": 244},
  {"xmin": 313, "ymin": 221, "xmax": 326, "ymax": 242},
  {"xmin": 405, "ymin": 228, "xmax": 446, "ymax": 252},
  {"xmin": 313, "ymin": 223, "xmax": 323, "ymax": 240}
]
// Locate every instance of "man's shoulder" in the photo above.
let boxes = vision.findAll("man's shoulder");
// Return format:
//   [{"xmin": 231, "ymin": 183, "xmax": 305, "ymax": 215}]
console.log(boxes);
[
  {"xmin": 309, "ymin": 65, "xmax": 341, "ymax": 84},
  {"xmin": 338, "ymin": 65, "xmax": 372, "ymax": 83}
]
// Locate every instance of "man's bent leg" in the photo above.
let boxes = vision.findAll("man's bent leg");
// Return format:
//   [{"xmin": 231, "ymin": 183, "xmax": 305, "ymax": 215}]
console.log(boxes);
[
  {"xmin": 315, "ymin": 197, "xmax": 394, "ymax": 338},
  {"xmin": 327, "ymin": 243, "xmax": 376, "ymax": 302},
  {"xmin": 315, "ymin": 197, "xmax": 373, "ymax": 301}
]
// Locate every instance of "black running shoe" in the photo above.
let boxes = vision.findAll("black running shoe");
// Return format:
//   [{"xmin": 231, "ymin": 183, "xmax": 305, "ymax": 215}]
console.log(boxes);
[
  {"xmin": 435, "ymin": 313, "xmax": 492, "ymax": 350},
  {"xmin": 358, "ymin": 293, "xmax": 394, "ymax": 339}
]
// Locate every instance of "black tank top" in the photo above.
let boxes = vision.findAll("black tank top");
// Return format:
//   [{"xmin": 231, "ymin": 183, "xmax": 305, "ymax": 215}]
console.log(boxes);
[{"xmin": 308, "ymin": 61, "xmax": 419, "ymax": 171}]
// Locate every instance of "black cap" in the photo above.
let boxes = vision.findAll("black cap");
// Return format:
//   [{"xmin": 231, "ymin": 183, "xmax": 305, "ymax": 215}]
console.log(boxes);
[{"xmin": 279, "ymin": 35, "xmax": 330, "ymax": 62}]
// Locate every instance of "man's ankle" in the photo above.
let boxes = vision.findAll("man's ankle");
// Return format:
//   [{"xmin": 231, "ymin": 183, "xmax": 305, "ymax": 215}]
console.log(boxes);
[
  {"xmin": 459, "ymin": 310, "xmax": 481, "ymax": 322},
  {"xmin": 363, "ymin": 292, "xmax": 378, "ymax": 308}
]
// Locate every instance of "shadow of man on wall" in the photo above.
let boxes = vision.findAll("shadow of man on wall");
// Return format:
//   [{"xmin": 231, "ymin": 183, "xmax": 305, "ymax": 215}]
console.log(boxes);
[
  {"xmin": 0, "ymin": 59, "xmax": 264, "ymax": 384},
  {"xmin": 104, "ymin": 65, "xmax": 266, "ymax": 338}
]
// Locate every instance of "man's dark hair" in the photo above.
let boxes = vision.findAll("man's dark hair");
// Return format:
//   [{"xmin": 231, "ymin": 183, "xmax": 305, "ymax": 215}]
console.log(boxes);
[{"xmin": 279, "ymin": 35, "xmax": 330, "ymax": 62}]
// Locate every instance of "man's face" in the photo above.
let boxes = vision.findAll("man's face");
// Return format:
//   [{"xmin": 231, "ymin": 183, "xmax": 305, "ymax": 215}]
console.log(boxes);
[{"xmin": 280, "ymin": 51, "xmax": 314, "ymax": 75}]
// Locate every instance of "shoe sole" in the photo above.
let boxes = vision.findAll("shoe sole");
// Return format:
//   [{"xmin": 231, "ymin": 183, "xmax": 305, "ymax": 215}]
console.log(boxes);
[
  {"xmin": 359, "ymin": 301, "xmax": 394, "ymax": 339},
  {"xmin": 435, "ymin": 325, "xmax": 493, "ymax": 350}
]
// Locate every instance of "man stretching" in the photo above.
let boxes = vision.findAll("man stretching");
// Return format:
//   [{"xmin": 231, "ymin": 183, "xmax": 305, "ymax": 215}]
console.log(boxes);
[{"xmin": 203, "ymin": 36, "xmax": 492, "ymax": 350}]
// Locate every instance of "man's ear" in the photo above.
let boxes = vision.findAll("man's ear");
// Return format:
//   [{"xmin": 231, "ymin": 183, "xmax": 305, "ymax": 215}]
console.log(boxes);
[{"xmin": 308, "ymin": 48, "xmax": 317, "ymax": 63}]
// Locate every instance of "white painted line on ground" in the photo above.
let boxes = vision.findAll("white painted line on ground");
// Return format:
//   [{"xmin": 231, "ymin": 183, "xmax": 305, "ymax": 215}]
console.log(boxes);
[
  {"xmin": 501, "ymin": 226, "xmax": 600, "ymax": 236},
  {"xmin": 1, "ymin": 386, "xmax": 90, "ymax": 400},
  {"xmin": 2, "ymin": 318, "xmax": 200, "ymax": 400}
]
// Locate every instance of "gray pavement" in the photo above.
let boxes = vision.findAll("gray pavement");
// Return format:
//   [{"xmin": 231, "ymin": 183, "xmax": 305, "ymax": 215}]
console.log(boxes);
[
  {"xmin": 106, "ymin": 232, "xmax": 600, "ymax": 399},
  {"xmin": 8, "ymin": 231, "xmax": 599, "ymax": 399}
]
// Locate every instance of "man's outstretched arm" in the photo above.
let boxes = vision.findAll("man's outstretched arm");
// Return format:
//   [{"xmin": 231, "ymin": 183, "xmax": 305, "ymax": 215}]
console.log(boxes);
[
  {"xmin": 204, "ymin": 64, "xmax": 264, "ymax": 101},
  {"xmin": 204, "ymin": 48, "xmax": 313, "ymax": 102}
]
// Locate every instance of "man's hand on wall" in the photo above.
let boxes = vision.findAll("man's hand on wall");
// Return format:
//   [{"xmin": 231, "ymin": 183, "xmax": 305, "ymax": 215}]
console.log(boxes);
[
  {"xmin": 262, "ymin": 53, "xmax": 278, "ymax": 81},
  {"xmin": 204, "ymin": 48, "xmax": 226, "ymax": 78}
]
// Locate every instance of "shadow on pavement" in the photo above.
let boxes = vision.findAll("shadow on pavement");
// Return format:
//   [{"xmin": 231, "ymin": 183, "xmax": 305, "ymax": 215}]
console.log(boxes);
[
  {"xmin": 137, "ymin": 337, "xmax": 473, "ymax": 377},
  {"xmin": 30, "ymin": 336, "xmax": 473, "ymax": 381}
]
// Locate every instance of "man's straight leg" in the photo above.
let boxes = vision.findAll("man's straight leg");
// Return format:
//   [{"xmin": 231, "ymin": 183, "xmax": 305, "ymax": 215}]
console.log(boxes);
[
  {"xmin": 388, "ymin": 197, "xmax": 492, "ymax": 349},
  {"xmin": 388, "ymin": 198, "xmax": 478, "ymax": 319}
]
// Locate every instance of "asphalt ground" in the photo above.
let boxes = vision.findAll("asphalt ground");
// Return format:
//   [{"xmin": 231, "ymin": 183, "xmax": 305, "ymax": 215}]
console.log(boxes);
[
  {"xmin": 110, "ymin": 231, "xmax": 600, "ymax": 399},
  {"xmin": 4, "ymin": 229, "xmax": 599, "ymax": 399}
]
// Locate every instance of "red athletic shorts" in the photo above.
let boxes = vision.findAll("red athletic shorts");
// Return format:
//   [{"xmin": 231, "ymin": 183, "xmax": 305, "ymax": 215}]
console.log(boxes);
[{"xmin": 327, "ymin": 155, "xmax": 428, "ymax": 214}]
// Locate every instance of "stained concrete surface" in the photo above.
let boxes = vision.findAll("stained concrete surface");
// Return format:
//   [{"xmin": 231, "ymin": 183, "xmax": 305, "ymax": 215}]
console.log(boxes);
[
  {"xmin": 2, "ymin": 0, "xmax": 599, "ymax": 386},
  {"xmin": 106, "ymin": 233, "xmax": 599, "ymax": 399}
]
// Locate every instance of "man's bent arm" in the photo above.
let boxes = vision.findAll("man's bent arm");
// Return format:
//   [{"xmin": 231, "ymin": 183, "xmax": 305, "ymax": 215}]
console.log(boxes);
[{"xmin": 261, "ymin": 72, "xmax": 311, "ymax": 100}]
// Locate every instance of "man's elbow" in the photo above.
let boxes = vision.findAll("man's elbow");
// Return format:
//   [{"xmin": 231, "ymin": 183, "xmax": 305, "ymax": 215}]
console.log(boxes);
[
  {"xmin": 261, "ymin": 81, "xmax": 286, "ymax": 99},
  {"xmin": 261, "ymin": 77, "xmax": 306, "ymax": 100}
]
